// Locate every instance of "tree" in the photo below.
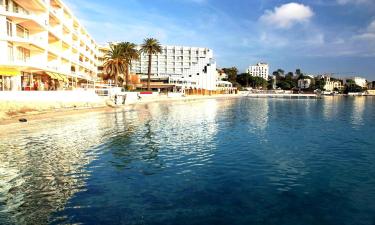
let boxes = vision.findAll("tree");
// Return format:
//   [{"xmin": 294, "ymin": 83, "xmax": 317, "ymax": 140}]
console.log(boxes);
[
  {"xmin": 103, "ymin": 43, "xmax": 126, "ymax": 87},
  {"xmin": 296, "ymin": 69, "xmax": 301, "ymax": 76},
  {"xmin": 286, "ymin": 72, "xmax": 294, "ymax": 78},
  {"xmin": 236, "ymin": 73, "xmax": 251, "ymax": 87},
  {"xmin": 223, "ymin": 67, "xmax": 238, "ymax": 84},
  {"xmin": 249, "ymin": 76, "xmax": 268, "ymax": 89},
  {"xmin": 140, "ymin": 38, "xmax": 162, "ymax": 91},
  {"xmin": 277, "ymin": 81, "xmax": 291, "ymax": 90},
  {"xmin": 119, "ymin": 42, "xmax": 139, "ymax": 90},
  {"xmin": 277, "ymin": 69, "xmax": 285, "ymax": 76},
  {"xmin": 285, "ymin": 73, "xmax": 297, "ymax": 88},
  {"xmin": 344, "ymin": 79, "xmax": 363, "ymax": 93},
  {"xmin": 314, "ymin": 77, "xmax": 326, "ymax": 91}
]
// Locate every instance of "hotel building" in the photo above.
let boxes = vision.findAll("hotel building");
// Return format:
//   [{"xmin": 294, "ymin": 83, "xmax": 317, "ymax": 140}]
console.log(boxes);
[
  {"xmin": 134, "ymin": 45, "xmax": 219, "ymax": 91},
  {"xmin": 247, "ymin": 62, "xmax": 269, "ymax": 80},
  {"xmin": 0, "ymin": 0, "xmax": 99, "ymax": 91},
  {"xmin": 98, "ymin": 44, "xmax": 221, "ymax": 91}
]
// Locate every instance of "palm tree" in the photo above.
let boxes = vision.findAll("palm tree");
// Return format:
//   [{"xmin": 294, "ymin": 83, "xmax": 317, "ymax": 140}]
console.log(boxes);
[
  {"xmin": 140, "ymin": 38, "xmax": 162, "ymax": 91},
  {"xmin": 119, "ymin": 42, "xmax": 139, "ymax": 90},
  {"xmin": 103, "ymin": 43, "xmax": 126, "ymax": 87}
]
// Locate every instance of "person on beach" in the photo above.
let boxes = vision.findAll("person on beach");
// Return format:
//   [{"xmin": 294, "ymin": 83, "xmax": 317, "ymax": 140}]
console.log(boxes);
[
  {"xmin": 39, "ymin": 81, "xmax": 44, "ymax": 91},
  {"xmin": 33, "ymin": 80, "xmax": 39, "ymax": 91},
  {"xmin": 50, "ymin": 80, "xmax": 55, "ymax": 91}
]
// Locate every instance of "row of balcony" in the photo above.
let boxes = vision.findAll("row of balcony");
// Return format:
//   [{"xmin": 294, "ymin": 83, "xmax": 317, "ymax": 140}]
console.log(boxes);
[{"xmin": 2, "ymin": 1, "xmax": 98, "ymax": 51}]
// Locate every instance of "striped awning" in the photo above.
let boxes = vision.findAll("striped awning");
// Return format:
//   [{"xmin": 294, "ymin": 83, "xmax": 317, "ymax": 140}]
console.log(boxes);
[
  {"xmin": 46, "ymin": 72, "xmax": 69, "ymax": 82},
  {"xmin": 46, "ymin": 72, "xmax": 61, "ymax": 80},
  {"xmin": 0, "ymin": 68, "xmax": 20, "ymax": 76},
  {"xmin": 56, "ymin": 73, "xmax": 69, "ymax": 82}
]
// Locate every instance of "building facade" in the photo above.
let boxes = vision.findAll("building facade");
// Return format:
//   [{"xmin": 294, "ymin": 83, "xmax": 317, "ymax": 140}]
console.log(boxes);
[
  {"xmin": 298, "ymin": 79, "xmax": 312, "ymax": 89},
  {"xmin": 134, "ymin": 45, "xmax": 219, "ymax": 91},
  {"xmin": 323, "ymin": 76, "xmax": 344, "ymax": 91},
  {"xmin": 98, "ymin": 44, "xmax": 220, "ymax": 91},
  {"xmin": 247, "ymin": 62, "xmax": 269, "ymax": 80},
  {"xmin": 0, "ymin": 0, "xmax": 99, "ymax": 91},
  {"xmin": 344, "ymin": 77, "xmax": 367, "ymax": 88}
]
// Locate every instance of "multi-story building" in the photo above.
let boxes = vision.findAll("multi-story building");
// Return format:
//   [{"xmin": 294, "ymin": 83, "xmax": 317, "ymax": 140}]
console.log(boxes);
[
  {"xmin": 97, "ymin": 45, "xmax": 109, "ymax": 79},
  {"xmin": 134, "ymin": 45, "xmax": 219, "ymax": 91},
  {"xmin": 247, "ymin": 62, "xmax": 269, "ymax": 80},
  {"xmin": 0, "ymin": 0, "xmax": 99, "ymax": 91},
  {"xmin": 98, "ymin": 44, "xmax": 220, "ymax": 91}
]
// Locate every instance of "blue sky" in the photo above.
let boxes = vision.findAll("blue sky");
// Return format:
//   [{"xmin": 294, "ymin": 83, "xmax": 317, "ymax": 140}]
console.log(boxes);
[{"xmin": 65, "ymin": 0, "xmax": 375, "ymax": 79}]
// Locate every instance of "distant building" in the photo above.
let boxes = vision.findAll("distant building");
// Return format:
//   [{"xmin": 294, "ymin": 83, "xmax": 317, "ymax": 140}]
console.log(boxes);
[
  {"xmin": 344, "ymin": 77, "xmax": 367, "ymax": 88},
  {"xmin": 298, "ymin": 79, "xmax": 312, "ymax": 89},
  {"xmin": 217, "ymin": 70, "xmax": 228, "ymax": 81},
  {"xmin": 247, "ymin": 62, "xmax": 269, "ymax": 80},
  {"xmin": 368, "ymin": 81, "xmax": 375, "ymax": 90},
  {"xmin": 323, "ymin": 76, "xmax": 344, "ymax": 91}
]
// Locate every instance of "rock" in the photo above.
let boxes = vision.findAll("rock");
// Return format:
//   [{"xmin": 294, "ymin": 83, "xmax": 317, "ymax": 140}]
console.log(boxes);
[{"xmin": 19, "ymin": 118, "xmax": 27, "ymax": 123}]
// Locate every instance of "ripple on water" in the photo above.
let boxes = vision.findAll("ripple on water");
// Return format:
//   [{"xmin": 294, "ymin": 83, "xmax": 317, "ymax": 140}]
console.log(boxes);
[{"xmin": 0, "ymin": 97, "xmax": 375, "ymax": 225}]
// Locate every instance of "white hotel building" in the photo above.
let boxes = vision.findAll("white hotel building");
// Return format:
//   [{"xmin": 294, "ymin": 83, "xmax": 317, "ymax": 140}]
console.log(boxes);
[
  {"xmin": 0, "ymin": 0, "xmax": 98, "ymax": 91},
  {"xmin": 133, "ymin": 45, "xmax": 219, "ymax": 91},
  {"xmin": 98, "ymin": 44, "xmax": 221, "ymax": 91},
  {"xmin": 247, "ymin": 62, "xmax": 269, "ymax": 80}
]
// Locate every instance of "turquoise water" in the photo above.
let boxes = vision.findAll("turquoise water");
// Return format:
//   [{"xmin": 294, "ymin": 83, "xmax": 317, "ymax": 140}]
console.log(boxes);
[{"xmin": 1, "ymin": 97, "xmax": 375, "ymax": 225}]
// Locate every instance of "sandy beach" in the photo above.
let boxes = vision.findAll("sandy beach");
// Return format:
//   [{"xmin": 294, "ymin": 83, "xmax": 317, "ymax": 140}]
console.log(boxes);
[{"xmin": 0, "ymin": 94, "xmax": 240, "ymax": 126}]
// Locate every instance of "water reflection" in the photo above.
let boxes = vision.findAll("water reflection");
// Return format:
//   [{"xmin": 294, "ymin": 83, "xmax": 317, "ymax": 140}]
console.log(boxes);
[
  {"xmin": 0, "ymin": 99, "xmax": 222, "ymax": 224},
  {"xmin": 1, "ymin": 97, "xmax": 374, "ymax": 225},
  {"xmin": 238, "ymin": 98, "xmax": 269, "ymax": 132},
  {"xmin": 322, "ymin": 97, "xmax": 339, "ymax": 120},
  {"xmin": 0, "ymin": 115, "xmax": 112, "ymax": 225},
  {"xmin": 108, "ymin": 100, "xmax": 221, "ymax": 174},
  {"xmin": 351, "ymin": 97, "xmax": 366, "ymax": 127}
]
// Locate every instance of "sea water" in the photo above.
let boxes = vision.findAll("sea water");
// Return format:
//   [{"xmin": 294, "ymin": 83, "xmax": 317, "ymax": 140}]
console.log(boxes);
[{"xmin": 0, "ymin": 97, "xmax": 375, "ymax": 225}]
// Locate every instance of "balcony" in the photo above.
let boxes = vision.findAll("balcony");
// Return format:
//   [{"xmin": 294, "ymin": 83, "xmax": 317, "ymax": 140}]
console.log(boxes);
[
  {"xmin": 12, "ymin": 0, "xmax": 48, "ymax": 11},
  {"xmin": 61, "ymin": 50, "xmax": 72, "ymax": 61},
  {"xmin": 62, "ymin": 34, "xmax": 72, "ymax": 45},
  {"xmin": 1, "ymin": 8, "xmax": 48, "ymax": 30},
  {"xmin": 48, "ymin": 26, "xmax": 63, "ymax": 40},
  {"xmin": 47, "ymin": 46, "xmax": 61, "ymax": 57},
  {"xmin": 2, "ymin": 34, "xmax": 46, "ymax": 51},
  {"xmin": 6, "ymin": 57, "xmax": 47, "ymax": 71},
  {"xmin": 49, "ymin": 7, "xmax": 63, "ymax": 22}
]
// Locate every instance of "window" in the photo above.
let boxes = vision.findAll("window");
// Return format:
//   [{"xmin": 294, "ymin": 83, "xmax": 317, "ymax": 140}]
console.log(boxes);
[
  {"xmin": 17, "ymin": 47, "xmax": 30, "ymax": 62},
  {"xmin": 7, "ymin": 43, "xmax": 13, "ymax": 61},
  {"xmin": 6, "ymin": 19, "xmax": 12, "ymax": 36},
  {"xmin": 5, "ymin": 0, "xmax": 9, "ymax": 11},
  {"xmin": 16, "ymin": 24, "xmax": 29, "ymax": 38},
  {"xmin": 13, "ymin": 1, "xmax": 19, "ymax": 13}
]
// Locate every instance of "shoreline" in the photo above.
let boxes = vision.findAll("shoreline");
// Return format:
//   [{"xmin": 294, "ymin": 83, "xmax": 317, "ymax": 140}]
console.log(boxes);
[
  {"xmin": 1, "ymin": 93, "xmax": 372, "ymax": 127},
  {"xmin": 0, "ymin": 94, "xmax": 240, "ymax": 126}
]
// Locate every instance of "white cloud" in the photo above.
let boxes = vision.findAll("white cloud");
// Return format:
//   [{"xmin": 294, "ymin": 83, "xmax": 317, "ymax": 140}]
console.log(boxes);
[
  {"xmin": 260, "ymin": 3, "xmax": 314, "ymax": 29},
  {"xmin": 353, "ymin": 20, "xmax": 375, "ymax": 42}
]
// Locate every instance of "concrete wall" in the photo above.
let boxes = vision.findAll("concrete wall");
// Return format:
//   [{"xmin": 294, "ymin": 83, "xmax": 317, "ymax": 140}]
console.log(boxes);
[{"xmin": 0, "ymin": 90, "xmax": 106, "ymax": 120}]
